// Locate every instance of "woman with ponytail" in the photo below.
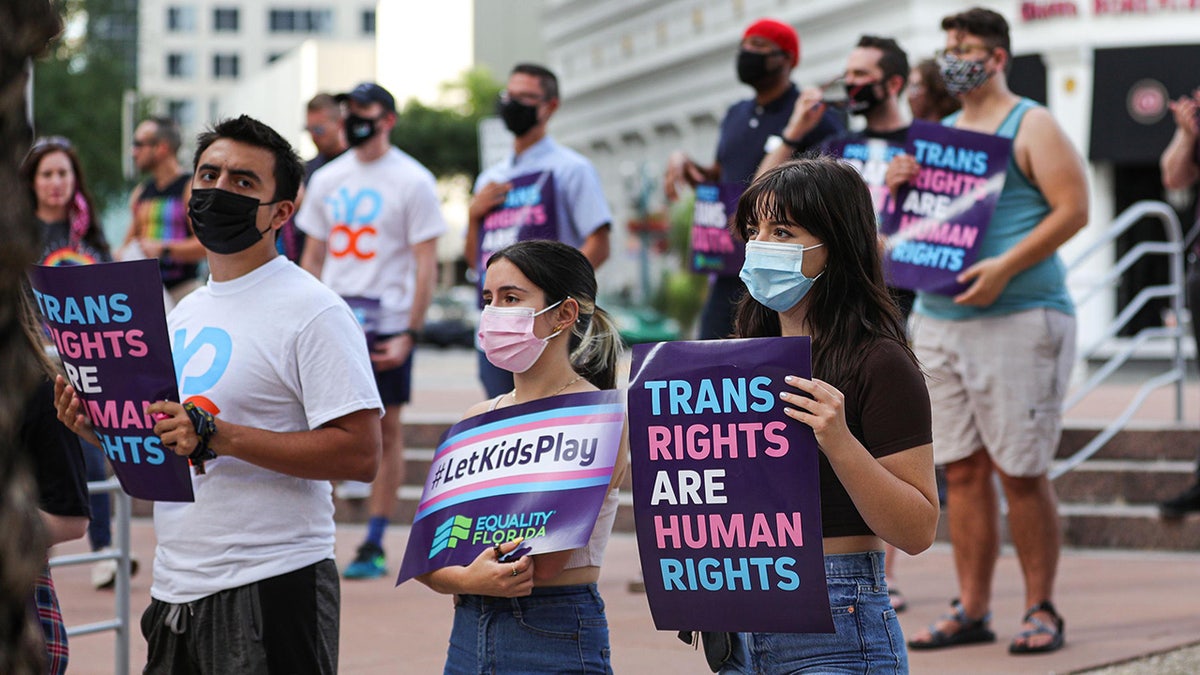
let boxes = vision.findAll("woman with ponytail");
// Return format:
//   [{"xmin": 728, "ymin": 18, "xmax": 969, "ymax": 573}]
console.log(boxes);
[
  {"xmin": 418, "ymin": 239, "xmax": 625, "ymax": 674},
  {"xmin": 20, "ymin": 136, "xmax": 111, "ymax": 266}
]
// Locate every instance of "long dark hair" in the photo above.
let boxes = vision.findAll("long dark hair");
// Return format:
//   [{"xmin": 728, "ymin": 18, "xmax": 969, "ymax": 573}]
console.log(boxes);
[
  {"xmin": 19, "ymin": 137, "xmax": 109, "ymax": 256},
  {"xmin": 731, "ymin": 157, "xmax": 915, "ymax": 386},
  {"xmin": 486, "ymin": 240, "xmax": 623, "ymax": 390}
]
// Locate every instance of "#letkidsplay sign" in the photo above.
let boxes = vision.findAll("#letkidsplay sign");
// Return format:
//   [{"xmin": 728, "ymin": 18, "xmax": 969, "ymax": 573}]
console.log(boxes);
[
  {"xmin": 397, "ymin": 389, "xmax": 625, "ymax": 585},
  {"xmin": 627, "ymin": 337, "xmax": 832, "ymax": 633},
  {"xmin": 29, "ymin": 260, "xmax": 194, "ymax": 502},
  {"xmin": 881, "ymin": 120, "xmax": 1012, "ymax": 295}
]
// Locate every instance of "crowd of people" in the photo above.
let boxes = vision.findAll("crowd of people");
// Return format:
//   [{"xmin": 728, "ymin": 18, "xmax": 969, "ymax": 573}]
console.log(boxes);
[{"xmin": 10, "ymin": 2, "xmax": 1198, "ymax": 673}]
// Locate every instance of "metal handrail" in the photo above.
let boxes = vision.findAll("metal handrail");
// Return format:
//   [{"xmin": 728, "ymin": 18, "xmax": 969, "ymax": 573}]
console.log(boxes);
[
  {"xmin": 1051, "ymin": 200, "xmax": 1187, "ymax": 480},
  {"xmin": 49, "ymin": 477, "xmax": 131, "ymax": 675}
]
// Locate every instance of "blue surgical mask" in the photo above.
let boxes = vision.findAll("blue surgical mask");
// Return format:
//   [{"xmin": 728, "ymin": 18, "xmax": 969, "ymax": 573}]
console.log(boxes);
[{"xmin": 739, "ymin": 239, "xmax": 825, "ymax": 312}]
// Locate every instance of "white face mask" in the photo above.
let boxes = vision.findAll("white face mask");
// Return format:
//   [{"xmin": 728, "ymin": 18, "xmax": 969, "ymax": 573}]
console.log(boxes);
[
  {"xmin": 739, "ymin": 240, "xmax": 825, "ymax": 312},
  {"xmin": 477, "ymin": 299, "xmax": 564, "ymax": 373}
]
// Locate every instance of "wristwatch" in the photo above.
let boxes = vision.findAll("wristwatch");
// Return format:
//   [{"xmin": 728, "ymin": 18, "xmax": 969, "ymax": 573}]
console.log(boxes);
[{"xmin": 401, "ymin": 328, "xmax": 421, "ymax": 340}]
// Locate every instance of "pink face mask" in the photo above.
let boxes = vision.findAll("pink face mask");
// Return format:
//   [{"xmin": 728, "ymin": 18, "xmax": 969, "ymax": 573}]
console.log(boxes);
[{"xmin": 478, "ymin": 299, "xmax": 565, "ymax": 373}]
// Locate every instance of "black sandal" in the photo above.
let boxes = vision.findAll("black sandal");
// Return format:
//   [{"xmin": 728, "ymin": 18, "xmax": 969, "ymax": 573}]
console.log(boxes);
[
  {"xmin": 1009, "ymin": 600, "xmax": 1065, "ymax": 654},
  {"xmin": 907, "ymin": 598, "xmax": 996, "ymax": 650}
]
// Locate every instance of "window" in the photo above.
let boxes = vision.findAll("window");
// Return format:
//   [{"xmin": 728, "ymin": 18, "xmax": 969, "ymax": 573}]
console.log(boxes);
[
  {"xmin": 166, "ymin": 52, "xmax": 195, "ymax": 79},
  {"xmin": 213, "ymin": 7, "xmax": 239, "ymax": 32},
  {"xmin": 212, "ymin": 53, "xmax": 240, "ymax": 79},
  {"xmin": 167, "ymin": 6, "xmax": 196, "ymax": 32},
  {"xmin": 268, "ymin": 9, "xmax": 334, "ymax": 34},
  {"xmin": 361, "ymin": 9, "xmax": 376, "ymax": 35},
  {"xmin": 167, "ymin": 99, "xmax": 195, "ymax": 126}
]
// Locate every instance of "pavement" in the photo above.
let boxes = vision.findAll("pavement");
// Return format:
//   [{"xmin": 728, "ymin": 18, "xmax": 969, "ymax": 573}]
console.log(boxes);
[{"xmin": 51, "ymin": 347, "xmax": 1200, "ymax": 674}]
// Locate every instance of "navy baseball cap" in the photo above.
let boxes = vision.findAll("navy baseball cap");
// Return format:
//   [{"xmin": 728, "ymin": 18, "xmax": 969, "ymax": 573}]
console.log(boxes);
[{"xmin": 336, "ymin": 82, "xmax": 396, "ymax": 113}]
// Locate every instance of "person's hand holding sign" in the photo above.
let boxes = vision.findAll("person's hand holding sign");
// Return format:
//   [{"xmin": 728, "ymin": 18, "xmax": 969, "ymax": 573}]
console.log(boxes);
[
  {"xmin": 469, "ymin": 182, "xmax": 512, "ymax": 225},
  {"xmin": 147, "ymin": 401, "xmax": 200, "ymax": 457},
  {"xmin": 419, "ymin": 537, "xmax": 535, "ymax": 598},
  {"xmin": 778, "ymin": 375, "xmax": 854, "ymax": 458},
  {"xmin": 53, "ymin": 375, "xmax": 101, "ymax": 448},
  {"xmin": 885, "ymin": 153, "xmax": 920, "ymax": 197}
]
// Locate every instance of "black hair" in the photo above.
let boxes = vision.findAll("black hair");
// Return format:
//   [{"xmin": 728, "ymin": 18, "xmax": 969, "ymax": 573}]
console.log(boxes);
[
  {"xmin": 731, "ymin": 158, "xmax": 915, "ymax": 386},
  {"xmin": 857, "ymin": 35, "xmax": 910, "ymax": 90},
  {"xmin": 193, "ymin": 115, "xmax": 304, "ymax": 202},
  {"xmin": 941, "ymin": 7, "xmax": 1011, "ymax": 57},
  {"xmin": 147, "ymin": 115, "xmax": 182, "ymax": 154},
  {"xmin": 486, "ymin": 240, "xmax": 622, "ymax": 389},
  {"xmin": 511, "ymin": 63, "xmax": 559, "ymax": 102}
]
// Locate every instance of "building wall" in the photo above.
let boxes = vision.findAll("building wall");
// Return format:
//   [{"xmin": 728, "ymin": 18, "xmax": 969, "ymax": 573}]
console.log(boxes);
[{"xmin": 138, "ymin": 0, "xmax": 378, "ymax": 151}]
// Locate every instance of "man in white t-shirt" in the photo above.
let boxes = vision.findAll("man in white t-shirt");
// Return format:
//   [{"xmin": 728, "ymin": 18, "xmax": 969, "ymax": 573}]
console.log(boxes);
[
  {"xmin": 298, "ymin": 82, "xmax": 448, "ymax": 579},
  {"xmin": 56, "ymin": 115, "xmax": 383, "ymax": 673}
]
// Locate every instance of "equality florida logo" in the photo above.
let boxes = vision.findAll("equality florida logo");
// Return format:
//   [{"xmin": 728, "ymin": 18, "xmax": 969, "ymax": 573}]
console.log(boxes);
[{"xmin": 428, "ymin": 509, "xmax": 557, "ymax": 558}]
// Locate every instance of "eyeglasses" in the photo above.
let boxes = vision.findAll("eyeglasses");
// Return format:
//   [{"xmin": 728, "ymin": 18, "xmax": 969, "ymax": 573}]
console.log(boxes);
[
  {"xmin": 937, "ymin": 43, "xmax": 992, "ymax": 59},
  {"xmin": 131, "ymin": 138, "xmax": 158, "ymax": 148},
  {"xmin": 305, "ymin": 124, "xmax": 327, "ymax": 135},
  {"xmin": 498, "ymin": 92, "xmax": 544, "ymax": 107},
  {"xmin": 32, "ymin": 135, "xmax": 72, "ymax": 151}
]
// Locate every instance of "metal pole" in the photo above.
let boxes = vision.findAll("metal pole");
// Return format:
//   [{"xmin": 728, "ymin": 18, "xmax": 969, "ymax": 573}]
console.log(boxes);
[{"xmin": 114, "ymin": 487, "xmax": 131, "ymax": 675}]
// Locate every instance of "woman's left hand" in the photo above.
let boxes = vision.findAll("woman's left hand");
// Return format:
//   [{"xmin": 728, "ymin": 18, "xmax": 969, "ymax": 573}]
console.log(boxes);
[{"xmin": 779, "ymin": 375, "xmax": 853, "ymax": 455}]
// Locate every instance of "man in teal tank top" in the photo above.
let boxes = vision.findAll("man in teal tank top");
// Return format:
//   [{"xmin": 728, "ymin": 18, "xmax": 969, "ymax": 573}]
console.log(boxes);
[{"xmin": 888, "ymin": 7, "xmax": 1088, "ymax": 656}]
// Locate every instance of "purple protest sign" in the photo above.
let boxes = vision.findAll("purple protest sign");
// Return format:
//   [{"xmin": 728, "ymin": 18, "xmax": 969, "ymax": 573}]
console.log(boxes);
[
  {"xmin": 689, "ymin": 183, "xmax": 745, "ymax": 276},
  {"xmin": 476, "ymin": 171, "xmax": 559, "ymax": 304},
  {"xmin": 341, "ymin": 295, "xmax": 381, "ymax": 350},
  {"xmin": 29, "ymin": 260, "xmax": 194, "ymax": 502},
  {"xmin": 396, "ymin": 389, "xmax": 625, "ymax": 585},
  {"xmin": 627, "ymin": 337, "xmax": 832, "ymax": 633},
  {"xmin": 881, "ymin": 120, "xmax": 1012, "ymax": 295},
  {"xmin": 824, "ymin": 137, "xmax": 907, "ymax": 225}
]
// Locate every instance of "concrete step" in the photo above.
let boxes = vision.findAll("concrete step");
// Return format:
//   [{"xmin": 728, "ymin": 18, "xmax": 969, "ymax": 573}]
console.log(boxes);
[
  {"xmin": 1052, "ymin": 459, "xmax": 1196, "ymax": 505},
  {"xmin": 1058, "ymin": 424, "xmax": 1199, "ymax": 462}
]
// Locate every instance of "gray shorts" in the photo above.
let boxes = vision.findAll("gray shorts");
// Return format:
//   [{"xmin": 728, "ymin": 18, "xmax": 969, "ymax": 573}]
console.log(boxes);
[
  {"xmin": 911, "ymin": 308, "xmax": 1075, "ymax": 477},
  {"xmin": 142, "ymin": 559, "xmax": 339, "ymax": 675}
]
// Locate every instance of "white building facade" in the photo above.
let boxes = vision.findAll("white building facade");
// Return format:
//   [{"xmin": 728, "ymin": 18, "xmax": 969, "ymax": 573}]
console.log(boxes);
[
  {"xmin": 540, "ymin": 0, "xmax": 1200, "ymax": 347},
  {"xmin": 137, "ymin": 0, "xmax": 379, "ymax": 147}
]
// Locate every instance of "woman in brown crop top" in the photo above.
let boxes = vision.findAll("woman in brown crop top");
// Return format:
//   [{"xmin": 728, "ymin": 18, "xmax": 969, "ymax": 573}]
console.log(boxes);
[
  {"xmin": 417, "ymin": 240, "xmax": 627, "ymax": 674},
  {"xmin": 721, "ymin": 157, "xmax": 938, "ymax": 673}
]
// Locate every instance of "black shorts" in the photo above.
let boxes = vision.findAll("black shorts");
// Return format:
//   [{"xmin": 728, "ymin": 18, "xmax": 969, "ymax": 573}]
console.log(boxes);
[
  {"xmin": 373, "ymin": 333, "xmax": 414, "ymax": 406},
  {"xmin": 142, "ymin": 559, "xmax": 339, "ymax": 675}
]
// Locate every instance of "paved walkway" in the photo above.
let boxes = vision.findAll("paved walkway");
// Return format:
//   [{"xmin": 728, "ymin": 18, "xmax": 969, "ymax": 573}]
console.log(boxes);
[{"xmin": 53, "ymin": 347, "xmax": 1200, "ymax": 674}]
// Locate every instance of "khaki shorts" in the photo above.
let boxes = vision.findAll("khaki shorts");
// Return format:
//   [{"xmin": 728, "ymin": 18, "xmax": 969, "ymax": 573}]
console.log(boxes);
[{"xmin": 911, "ymin": 308, "xmax": 1075, "ymax": 477}]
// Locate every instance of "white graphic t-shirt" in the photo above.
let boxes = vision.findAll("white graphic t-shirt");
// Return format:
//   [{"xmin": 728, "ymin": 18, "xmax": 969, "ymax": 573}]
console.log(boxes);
[
  {"xmin": 152, "ymin": 256, "xmax": 382, "ymax": 603},
  {"xmin": 296, "ymin": 147, "xmax": 448, "ymax": 334}
]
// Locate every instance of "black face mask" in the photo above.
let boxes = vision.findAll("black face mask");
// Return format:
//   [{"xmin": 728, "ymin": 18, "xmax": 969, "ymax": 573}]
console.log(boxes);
[
  {"xmin": 846, "ymin": 80, "xmax": 885, "ymax": 116},
  {"xmin": 188, "ymin": 188, "xmax": 276, "ymax": 254},
  {"xmin": 736, "ymin": 48, "xmax": 783, "ymax": 87},
  {"xmin": 344, "ymin": 113, "xmax": 380, "ymax": 147},
  {"xmin": 497, "ymin": 97, "xmax": 540, "ymax": 137}
]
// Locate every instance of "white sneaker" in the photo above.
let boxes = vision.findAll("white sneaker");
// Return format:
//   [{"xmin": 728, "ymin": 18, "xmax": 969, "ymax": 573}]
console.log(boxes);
[
  {"xmin": 335, "ymin": 480, "xmax": 373, "ymax": 500},
  {"xmin": 91, "ymin": 548, "xmax": 139, "ymax": 590}
]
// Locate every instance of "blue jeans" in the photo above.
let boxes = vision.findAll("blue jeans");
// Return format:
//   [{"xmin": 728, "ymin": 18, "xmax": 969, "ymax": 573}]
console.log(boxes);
[
  {"xmin": 722, "ymin": 551, "xmax": 908, "ymax": 674},
  {"xmin": 445, "ymin": 584, "xmax": 612, "ymax": 674}
]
